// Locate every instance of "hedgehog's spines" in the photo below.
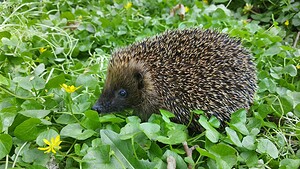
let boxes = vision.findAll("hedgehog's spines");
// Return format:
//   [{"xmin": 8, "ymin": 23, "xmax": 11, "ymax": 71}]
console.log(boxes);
[{"xmin": 93, "ymin": 28, "xmax": 257, "ymax": 132}]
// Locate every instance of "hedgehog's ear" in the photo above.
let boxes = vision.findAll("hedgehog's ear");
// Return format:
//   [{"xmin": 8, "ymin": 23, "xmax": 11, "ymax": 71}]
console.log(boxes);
[{"xmin": 134, "ymin": 72, "xmax": 144, "ymax": 90}]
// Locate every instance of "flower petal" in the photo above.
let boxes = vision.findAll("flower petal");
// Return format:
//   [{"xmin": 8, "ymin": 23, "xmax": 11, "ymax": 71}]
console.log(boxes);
[
  {"xmin": 38, "ymin": 147, "xmax": 49, "ymax": 151},
  {"xmin": 43, "ymin": 139, "xmax": 51, "ymax": 145}
]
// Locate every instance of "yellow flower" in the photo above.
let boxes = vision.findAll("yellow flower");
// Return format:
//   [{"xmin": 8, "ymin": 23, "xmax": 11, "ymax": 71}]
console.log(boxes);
[
  {"xmin": 38, "ymin": 135, "xmax": 62, "ymax": 154},
  {"xmin": 243, "ymin": 3, "xmax": 253, "ymax": 14},
  {"xmin": 39, "ymin": 47, "xmax": 47, "ymax": 54},
  {"xmin": 124, "ymin": 2, "xmax": 132, "ymax": 9},
  {"xmin": 185, "ymin": 7, "xmax": 189, "ymax": 13},
  {"xmin": 243, "ymin": 20, "xmax": 248, "ymax": 24},
  {"xmin": 60, "ymin": 83, "xmax": 81, "ymax": 93},
  {"xmin": 78, "ymin": 15, "xmax": 82, "ymax": 20},
  {"xmin": 296, "ymin": 65, "xmax": 300, "ymax": 69},
  {"xmin": 284, "ymin": 20, "xmax": 289, "ymax": 26},
  {"xmin": 203, "ymin": 0, "xmax": 208, "ymax": 4}
]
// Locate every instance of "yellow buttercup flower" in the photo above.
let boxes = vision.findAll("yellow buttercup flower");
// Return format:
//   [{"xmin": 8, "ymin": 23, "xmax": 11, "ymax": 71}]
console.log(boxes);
[
  {"xmin": 124, "ymin": 2, "xmax": 132, "ymax": 9},
  {"xmin": 39, "ymin": 47, "xmax": 47, "ymax": 54},
  {"xmin": 60, "ymin": 83, "xmax": 81, "ymax": 93},
  {"xmin": 284, "ymin": 20, "xmax": 289, "ymax": 26},
  {"xmin": 296, "ymin": 65, "xmax": 300, "ymax": 69},
  {"xmin": 203, "ymin": 0, "xmax": 208, "ymax": 4},
  {"xmin": 185, "ymin": 7, "xmax": 189, "ymax": 13},
  {"xmin": 243, "ymin": 3, "xmax": 253, "ymax": 14},
  {"xmin": 38, "ymin": 135, "xmax": 62, "ymax": 154}
]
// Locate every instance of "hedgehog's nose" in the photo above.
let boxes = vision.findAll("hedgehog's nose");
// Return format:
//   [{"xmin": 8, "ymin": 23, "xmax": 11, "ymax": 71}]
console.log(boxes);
[{"xmin": 91, "ymin": 103, "xmax": 103, "ymax": 113}]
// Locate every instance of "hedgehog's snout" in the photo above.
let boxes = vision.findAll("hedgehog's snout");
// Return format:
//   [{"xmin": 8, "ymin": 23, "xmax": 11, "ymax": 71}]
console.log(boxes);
[
  {"xmin": 92, "ymin": 100, "xmax": 110, "ymax": 113},
  {"xmin": 91, "ymin": 102, "xmax": 103, "ymax": 113}
]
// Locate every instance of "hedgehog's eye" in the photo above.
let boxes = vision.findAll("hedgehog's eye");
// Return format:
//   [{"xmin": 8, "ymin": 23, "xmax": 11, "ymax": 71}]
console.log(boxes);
[{"xmin": 118, "ymin": 89, "xmax": 127, "ymax": 97}]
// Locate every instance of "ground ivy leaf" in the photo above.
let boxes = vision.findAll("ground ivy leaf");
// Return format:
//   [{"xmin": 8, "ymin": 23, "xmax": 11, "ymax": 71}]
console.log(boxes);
[
  {"xmin": 82, "ymin": 110, "xmax": 101, "ymax": 130},
  {"xmin": 0, "ymin": 134, "xmax": 12, "ymax": 160},
  {"xmin": 242, "ymin": 135, "xmax": 256, "ymax": 150},
  {"xmin": 100, "ymin": 129, "xmax": 155, "ymax": 169},
  {"xmin": 99, "ymin": 114, "xmax": 125, "ymax": 123},
  {"xmin": 208, "ymin": 143, "xmax": 238, "ymax": 169},
  {"xmin": 119, "ymin": 122, "xmax": 141, "ymax": 140},
  {"xmin": 240, "ymin": 151, "xmax": 259, "ymax": 167},
  {"xmin": 82, "ymin": 146, "xmax": 119, "ymax": 169},
  {"xmin": 283, "ymin": 64, "xmax": 297, "ymax": 77},
  {"xmin": 14, "ymin": 118, "xmax": 45, "ymax": 141},
  {"xmin": 36, "ymin": 129, "xmax": 59, "ymax": 146},
  {"xmin": 196, "ymin": 147, "xmax": 215, "ymax": 160},
  {"xmin": 256, "ymin": 138, "xmax": 279, "ymax": 159},
  {"xmin": 60, "ymin": 123, "xmax": 95, "ymax": 140},
  {"xmin": 279, "ymin": 158, "xmax": 300, "ymax": 169},
  {"xmin": 226, "ymin": 127, "xmax": 242, "ymax": 147},
  {"xmin": 156, "ymin": 129, "xmax": 187, "ymax": 145},
  {"xmin": 18, "ymin": 110, "xmax": 51, "ymax": 119},
  {"xmin": 199, "ymin": 116, "xmax": 220, "ymax": 143},
  {"xmin": 34, "ymin": 64, "xmax": 45, "ymax": 76},
  {"xmin": 140, "ymin": 122, "xmax": 160, "ymax": 139},
  {"xmin": 0, "ymin": 74, "xmax": 9, "ymax": 86},
  {"xmin": 229, "ymin": 109, "xmax": 249, "ymax": 135},
  {"xmin": 160, "ymin": 109, "xmax": 175, "ymax": 123}
]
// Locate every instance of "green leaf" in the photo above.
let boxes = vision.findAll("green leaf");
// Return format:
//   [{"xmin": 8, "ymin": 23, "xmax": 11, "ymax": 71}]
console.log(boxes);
[
  {"xmin": 283, "ymin": 64, "xmax": 297, "ymax": 77},
  {"xmin": 265, "ymin": 45, "xmax": 281, "ymax": 56},
  {"xmin": 82, "ymin": 110, "xmax": 101, "ymax": 130},
  {"xmin": 99, "ymin": 114, "xmax": 125, "ymax": 123},
  {"xmin": 156, "ymin": 128, "xmax": 187, "ymax": 145},
  {"xmin": 18, "ymin": 110, "xmax": 51, "ymax": 119},
  {"xmin": 22, "ymin": 144, "xmax": 50, "ymax": 165},
  {"xmin": 256, "ymin": 138, "xmax": 279, "ymax": 159},
  {"xmin": 199, "ymin": 116, "xmax": 220, "ymax": 143},
  {"xmin": 140, "ymin": 122, "xmax": 160, "ymax": 139},
  {"xmin": 196, "ymin": 147, "xmax": 215, "ymax": 160},
  {"xmin": 258, "ymin": 78, "xmax": 277, "ymax": 93},
  {"xmin": 279, "ymin": 158, "xmax": 300, "ymax": 169},
  {"xmin": 18, "ymin": 76, "xmax": 45, "ymax": 91},
  {"xmin": 34, "ymin": 64, "xmax": 45, "ymax": 76},
  {"xmin": 36, "ymin": 129, "xmax": 59, "ymax": 146},
  {"xmin": 160, "ymin": 109, "xmax": 175, "ymax": 123},
  {"xmin": 292, "ymin": 12, "xmax": 300, "ymax": 26},
  {"xmin": 294, "ymin": 103, "xmax": 300, "ymax": 118},
  {"xmin": 208, "ymin": 116, "xmax": 221, "ymax": 128},
  {"xmin": 208, "ymin": 143, "xmax": 238, "ymax": 169},
  {"xmin": 240, "ymin": 151, "xmax": 259, "ymax": 167},
  {"xmin": 213, "ymin": 0, "xmax": 229, "ymax": 2},
  {"xmin": 226, "ymin": 127, "xmax": 242, "ymax": 147},
  {"xmin": 60, "ymin": 123, "xmax": 95, "ymax": 140},
  {"xmin": 75, "ymin": 74, "xmax": 98, "ymax": 89},
  {"xmin": 242, "ymin": 135, "xmax": 256, "ymax": 150},
  {"xmin": 0, "ymin": 31, "xmax": 11, "ymax": 39},
  {"xmin": 0, "ymin": 74, "xmax": 9, "ymax": 86},
  {"xmin": 230, "ymin": 109, "xmax": 249, "ymax": 135},
  {"xmin": 14, "ymin": 118, "xmax": 45, "ymax": 141},
  {"xmin": 0, "ymin": 107, "xmax": 18, "ymax": 132},
  {"xmin": 45, "ymin": 74, "xmax": 65, "ymax": 89},
  {"xmin": 100, "ymin": 130, "xmax": 155, "ymax": 169},
  {"xmin": 82, "ymin": 145, "xmax": 122, "ymax": 168},
  {"xmin": 0, "ymin": 134, "xmax": 12, "ymax": 160},
  {"xmin": 119, "ymin": 122, "xmax": 141, "ymax": 140}
]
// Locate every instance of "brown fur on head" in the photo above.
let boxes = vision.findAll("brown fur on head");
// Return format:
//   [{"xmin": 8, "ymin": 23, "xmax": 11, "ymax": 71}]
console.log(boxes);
[{"xmin": 92, "ymin": 58, "xmax": 161, "ymax": 120}]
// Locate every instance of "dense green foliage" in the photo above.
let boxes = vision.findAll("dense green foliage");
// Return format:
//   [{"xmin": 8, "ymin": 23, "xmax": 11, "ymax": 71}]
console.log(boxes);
[{"xmin": 0, "ymin": 0, "xmax": 299, "ymax": 168}]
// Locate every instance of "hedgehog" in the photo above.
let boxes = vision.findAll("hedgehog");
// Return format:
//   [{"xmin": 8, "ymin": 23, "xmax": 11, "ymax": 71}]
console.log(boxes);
[{"xmin": 92, "ymin": 28, "xmax": 257, "ymax": 132}]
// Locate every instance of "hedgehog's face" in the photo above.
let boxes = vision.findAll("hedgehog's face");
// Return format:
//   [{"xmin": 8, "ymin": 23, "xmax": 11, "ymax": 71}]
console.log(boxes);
[{"xmin": 92, "ymin": 67, "xmax": 145, "ymax": 114}]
